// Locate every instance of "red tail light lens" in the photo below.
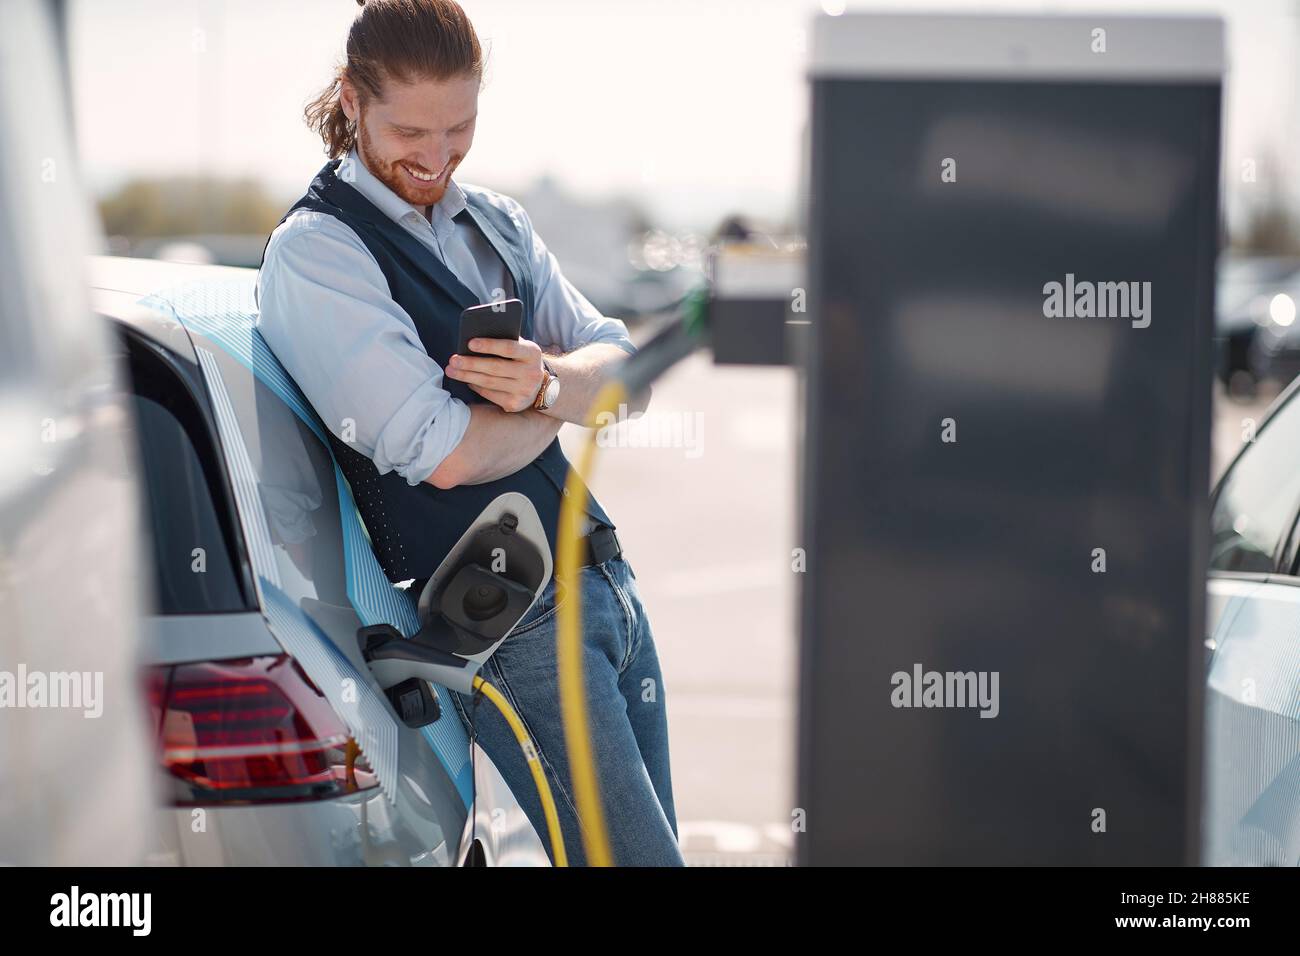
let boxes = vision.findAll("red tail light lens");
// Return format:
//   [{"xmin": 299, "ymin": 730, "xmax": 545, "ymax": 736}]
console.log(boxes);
[{"xmin": 146, "ymin": 654, "xmax": 377, "ymax": 804}]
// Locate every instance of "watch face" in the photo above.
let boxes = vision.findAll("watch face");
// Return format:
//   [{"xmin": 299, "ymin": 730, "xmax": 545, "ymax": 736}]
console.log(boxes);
[{"xmin": 543, "ymin": 375, "xmax": 561, "ymax": 407}]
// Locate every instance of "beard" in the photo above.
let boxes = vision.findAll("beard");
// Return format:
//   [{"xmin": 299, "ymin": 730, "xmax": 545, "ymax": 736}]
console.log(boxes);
[{"xmin": 356, "ymin": 119, "xmax": 461, "ymax": 210}]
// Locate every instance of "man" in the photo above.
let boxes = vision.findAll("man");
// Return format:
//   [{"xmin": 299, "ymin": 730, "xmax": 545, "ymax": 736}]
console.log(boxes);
[{"xmin": 255, "ymin": 0, "xmax": 681, "ymax": 866}]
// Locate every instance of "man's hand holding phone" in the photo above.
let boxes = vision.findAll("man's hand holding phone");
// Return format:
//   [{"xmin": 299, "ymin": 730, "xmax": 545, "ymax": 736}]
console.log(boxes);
[
  {"xmin": 445, "ymin": 298, "xmax": 543, "ymax": 413},
  {"xmin": 445, "ymin": 335, "xmax": 547, "ymax": 413}
]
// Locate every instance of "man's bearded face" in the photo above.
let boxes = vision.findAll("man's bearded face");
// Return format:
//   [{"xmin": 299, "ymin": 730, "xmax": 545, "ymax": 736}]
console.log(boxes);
[{"xmin": 349, "ymin": 73, "xmax": 479, "ymax": 212}]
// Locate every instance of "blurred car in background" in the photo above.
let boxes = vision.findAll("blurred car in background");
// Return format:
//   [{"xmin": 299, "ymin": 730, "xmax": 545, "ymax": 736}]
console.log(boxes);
[
  {"xmin": 1215, "ymin": 254, "xmax": 1300, "ymax": 398},
  {"xmin": 92, "ymin": 255, "xmax": 549, "ymax": 866},
  {"xmin": 0, "ymin": 0, "xmax": 155, "ymax": 866},
  {"xmin": 1246, "ymin": 271, "xmax": 1300, "ymax": 391},
  {"xmin": 1205, "ymin": 374, "xmax": 1300, "ymax": 865}
]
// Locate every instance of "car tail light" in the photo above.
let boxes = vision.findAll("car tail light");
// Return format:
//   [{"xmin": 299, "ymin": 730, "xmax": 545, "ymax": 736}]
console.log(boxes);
[{"xmin": 146, "ymin": 654, "xmax": 378, "ymax": 804}]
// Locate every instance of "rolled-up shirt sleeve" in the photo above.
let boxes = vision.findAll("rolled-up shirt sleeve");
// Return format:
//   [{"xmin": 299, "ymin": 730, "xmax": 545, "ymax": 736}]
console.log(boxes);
[
  {"xmin": 255, "ymin": 214, "xmax": 470, "ymax": 486},
  {"xmin": 503, "ymin": 197, "xmax": 637, "ymax": 357}
]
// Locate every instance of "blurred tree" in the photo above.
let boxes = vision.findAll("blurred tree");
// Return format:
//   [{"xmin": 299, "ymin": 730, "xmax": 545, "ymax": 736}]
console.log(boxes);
[
  {"xmin": 1233, "ymin": 145, "xmax": 1300, "ymax": 255},
  {"xmin": 98, "ymin": 177, "xmax": 284, "ymax": 238},
  {"xmin": 1238, "ymin": 204, "xmax": 1300, "ymax": 255}
]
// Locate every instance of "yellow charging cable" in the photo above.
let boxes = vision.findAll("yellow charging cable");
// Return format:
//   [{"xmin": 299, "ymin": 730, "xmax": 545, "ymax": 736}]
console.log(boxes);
[
  {"xmin": 471, "ymin": 674, "xmax": 568, "ymax": 867},
  {"xmin": 553, "ymin": 293, "xmax": 710, "ymax": 867},
  {"xmin": 555, "ymin": 379, "xmax": 629, "ymax": 867}
]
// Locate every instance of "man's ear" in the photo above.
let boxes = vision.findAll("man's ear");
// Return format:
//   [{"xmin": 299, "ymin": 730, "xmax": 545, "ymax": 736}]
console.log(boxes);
[{"xmin": 339, "ymin": 77, "xmax": 359, "ymax": 123}]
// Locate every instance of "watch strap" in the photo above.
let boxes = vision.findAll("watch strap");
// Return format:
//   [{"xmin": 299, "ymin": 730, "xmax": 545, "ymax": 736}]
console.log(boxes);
[{"xmin": 533, "ymin": 361, "xmax": 556, "ymax": 410}]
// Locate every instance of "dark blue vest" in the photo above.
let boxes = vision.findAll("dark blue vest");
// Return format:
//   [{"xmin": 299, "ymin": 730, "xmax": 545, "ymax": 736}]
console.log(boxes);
[{"xmin": 261, "ymin": 158, "xmax": 612, "ymax": 582}]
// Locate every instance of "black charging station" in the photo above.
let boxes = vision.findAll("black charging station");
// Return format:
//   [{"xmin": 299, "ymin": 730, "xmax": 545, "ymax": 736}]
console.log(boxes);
[{"xmin": 797, "ymin": 14, "xmax": 1223, "ymax": 865}]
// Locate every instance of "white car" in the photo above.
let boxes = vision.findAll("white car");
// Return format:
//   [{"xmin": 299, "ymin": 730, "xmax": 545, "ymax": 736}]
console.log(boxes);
[
  {"xmin": 93, "ymin": 254, "xmax": 548, "ymax": 866},
  {"xmin": 1206, "ymin": 374, "xmax": 1300, "ymax": 865},
  {"xmin": 0, "ymin": 0, "xmax": 154, "ymax": 866}
]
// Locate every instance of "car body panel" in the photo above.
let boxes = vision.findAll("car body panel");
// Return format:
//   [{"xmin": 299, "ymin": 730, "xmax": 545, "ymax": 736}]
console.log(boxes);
[
  {"xmin": 151, "ymin": 787, "xmax": 452, "ymax": 867},
  {"xmin": 1205, "ymin": 575, "xmax": 1262, "ymax": 651},
  {"xmin": 150, "ymin": 738, "xmax": 547, "ymax": 867},
  {"xmin": 148, "ymin": 611, "xmax": 282, "ymax": 665},
  {"xmin": 1203, "ymin": 576, "xmax": 1300, "ymax": 865},
  {"xmin": 94, "ymin": 287, "xmax": 199, "ymax": 362}
]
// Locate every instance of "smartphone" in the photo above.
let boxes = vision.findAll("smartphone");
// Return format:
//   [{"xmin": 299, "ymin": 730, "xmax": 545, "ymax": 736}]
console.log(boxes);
[{"xmin": 457, "ymin": 299, "xmax": 524, "ymax": 357}]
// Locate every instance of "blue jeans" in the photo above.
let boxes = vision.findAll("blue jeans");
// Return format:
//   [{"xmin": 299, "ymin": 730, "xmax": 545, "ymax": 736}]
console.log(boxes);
[{"xmin": 450, "ymin": 554, "xmax": 683, "ymax": 866}]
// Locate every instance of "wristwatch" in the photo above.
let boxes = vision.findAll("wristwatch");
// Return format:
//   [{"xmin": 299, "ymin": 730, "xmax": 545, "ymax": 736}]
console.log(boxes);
[{"xmin": 533, "ymin": 359, "xmax": 561, "ymax": 410}]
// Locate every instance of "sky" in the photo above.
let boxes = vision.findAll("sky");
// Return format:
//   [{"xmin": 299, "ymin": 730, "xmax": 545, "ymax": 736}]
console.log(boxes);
[{"xmin": 68, "ymin": 0, "xmax": 1300, "ymax": 232}]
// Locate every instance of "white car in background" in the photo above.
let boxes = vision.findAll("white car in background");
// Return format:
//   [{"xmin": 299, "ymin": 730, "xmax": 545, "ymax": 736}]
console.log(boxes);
[
  {"xmin": 1206, "ymin": 374, "xmax": 1300, "ymax": 865},
  {"xmin": 0, "ymin": 0, "xmax": 154, "ymax": 865}
]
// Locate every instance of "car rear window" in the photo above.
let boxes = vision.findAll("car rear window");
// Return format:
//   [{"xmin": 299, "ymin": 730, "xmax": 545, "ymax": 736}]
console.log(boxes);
[
  {"xmin": 1210, "ymin": 389, "xmax": 1300, "ymax": 574},
  {"xmin": 120, "ymin": 334, "xmax": 251, "ymax": 614}
]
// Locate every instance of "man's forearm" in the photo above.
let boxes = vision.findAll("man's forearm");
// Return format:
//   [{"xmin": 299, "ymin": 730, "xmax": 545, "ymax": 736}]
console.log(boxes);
[
  {"xmin": 541, "ymin": 343, "xmax": 649, "ymax": 425},
  {"xmin": 424, "ymin": 402, "xmax": 562, "ymax": 489}
]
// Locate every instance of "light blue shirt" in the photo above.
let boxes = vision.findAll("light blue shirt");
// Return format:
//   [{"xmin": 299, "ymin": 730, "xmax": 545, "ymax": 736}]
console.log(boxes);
[{"xmin": 255, "ymin": 145, "xmax": 635, "ymax": 486}]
